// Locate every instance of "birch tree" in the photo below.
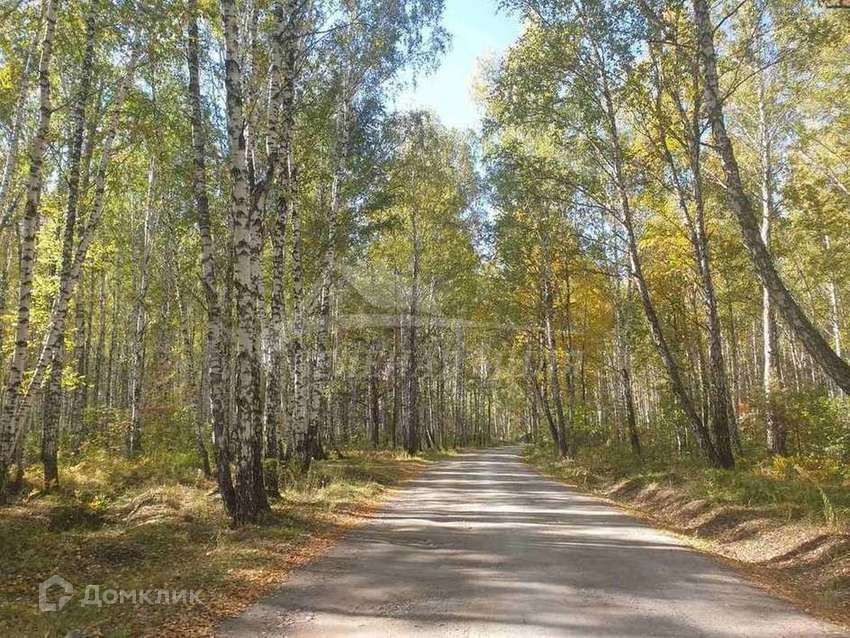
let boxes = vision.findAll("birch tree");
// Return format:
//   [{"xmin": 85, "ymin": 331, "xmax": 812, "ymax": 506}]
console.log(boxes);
[
  {"xmin": 0, "ymin": 0, "xmax": 58, "ymax": 495},
  {"xmin": 692, "ymin": 0, "xmax": 850, "ymax": 395}
]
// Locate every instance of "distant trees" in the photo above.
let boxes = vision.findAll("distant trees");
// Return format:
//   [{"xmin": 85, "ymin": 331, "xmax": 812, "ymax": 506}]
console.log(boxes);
[{"xmin": 0, "ymin": 0, "xmax": 847, "ymax": 523}]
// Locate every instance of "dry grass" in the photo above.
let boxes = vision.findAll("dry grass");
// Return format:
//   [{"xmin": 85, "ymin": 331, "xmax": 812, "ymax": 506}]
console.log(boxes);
[{"xmin": 0, "ymin": 449, "xmax": 436, "ymax": 637}]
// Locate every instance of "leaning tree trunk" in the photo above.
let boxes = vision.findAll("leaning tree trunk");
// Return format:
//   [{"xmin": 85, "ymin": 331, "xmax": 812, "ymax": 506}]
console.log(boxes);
[
  {"xmin": 688, "ymin": 126, "xmax": 735, "ymax": 466},
  {"xmin": 693, "ymin": 0, "xmax": 850, "ymax": 395},
  {"xmin": 11, "ymin": 43, "xmax": 140, "ymax": 469},
  {"xmin": 650, "ymin": 58, "xmax": 735, "ymax": 468},
  {"xmin": 597, "ymin": 59, "xmax": 720, "ymax": 467},
  {"xmin": 0, "ymin": 0, "xmax": 58, "ymax": 497}
]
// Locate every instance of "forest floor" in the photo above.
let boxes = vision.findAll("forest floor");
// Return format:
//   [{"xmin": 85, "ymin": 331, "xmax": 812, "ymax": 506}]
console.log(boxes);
[
  {"xmin": 524, "ymin": 444, "xmax": 850, "ymax": 628},
  {"xmin": 0, "ymin": 449, "xmax": 445, "ymax": 637}
]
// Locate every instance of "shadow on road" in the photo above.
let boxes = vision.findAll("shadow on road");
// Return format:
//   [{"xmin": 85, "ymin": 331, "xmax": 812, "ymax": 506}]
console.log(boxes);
[{"xmin": 218, "ymin": 447, "xmax": 841, "ymax": 637}]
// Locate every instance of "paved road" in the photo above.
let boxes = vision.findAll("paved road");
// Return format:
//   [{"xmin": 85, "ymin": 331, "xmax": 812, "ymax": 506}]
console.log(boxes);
[{"xmin": 218, "ymin": 447, "xmax": 843, "ymax": 637}]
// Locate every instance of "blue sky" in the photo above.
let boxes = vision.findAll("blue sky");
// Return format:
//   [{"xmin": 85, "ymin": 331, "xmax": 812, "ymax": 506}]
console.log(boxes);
[{"xmin": 394, "ymin": 0, "xmax": 523, "ymax": 130}]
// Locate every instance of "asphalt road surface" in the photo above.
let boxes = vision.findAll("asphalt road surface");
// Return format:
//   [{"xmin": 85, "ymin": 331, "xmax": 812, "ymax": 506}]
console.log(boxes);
[{"xmin": 218, "ymin": 447, "xmax": 843, "ymax": 637}]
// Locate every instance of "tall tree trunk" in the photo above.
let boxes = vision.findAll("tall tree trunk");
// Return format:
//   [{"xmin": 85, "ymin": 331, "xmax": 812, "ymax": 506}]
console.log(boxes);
[
  {"xmin": 69, "ymin": 290, "xmax": 88, "ymax": 446},
  {"xmin": 597, "ymin": 57, "xmax": 720, "ymax": 466},
  {"xmin": 650, "ymin": 53, "xmax": 735, "ymax": 468},
  {"xmin": 264, "ymin": 192, "xmax": 286, "ymax": 493},
  {"xmin": 369, "ymin": 341, "xmax": 381, "ymax": 448},
  {"xmin": 0, "ymin": 0, "xmax": 58, "ymax": 496},
  {"xmin": 756, "ymin": 72, "xmax": 786, "ymax": 454},
  {"xmin": 692, "ymin": 0, "xmax": 850, "ymax": 394},
  {"xmin": 613, "ymin": 272, "xmax": 640, "ymax": 457},
  {"xmin": 220, "ymin": 0, "xmax": 269, "ymax": 522},
  {"xmin": 453, "ymin": 322, "xmax": 464, "ymax": 445},
  {"xmin": 127, "ymin": 157, "xmax": 156, "ymax": 457},
  {"xmin": 263, "ymin": 3, "xmax": 297, "ymax": 487},
  {"xmin": 40, "ymin": 14, "xmax": 96, "ymax": 486},
  {"xmin": 289, "ymin": 164, "xmax": 307, "ymax": 468},
  {"xmin": 392, "ymin": 324, "xmax": 401, "ymax": 447},
  {"xmin": 187, "ymin": 0, "xmax": 237, "ymax": 515},
  {"xmin": 10, "ymin": 43, "xmax": 139, "ymax": 465},
  {"xmin": 531, "ymin": 353, "xmax": 560, "ymax": 449},
  {"xmin": 92, "ymin": 271, "xmax": 106, "ymax": 408},
  {"xmin": 308, "ymin": 47, "xmax": 352, "ymax": 465},
  {"xmin": 0, "ymin": 41, "xmax": 34, "ymax": 224},
  {"xmin": 284, "ymin": 3, "xmax": 307, "ymax": 463},
  {"xmin": 41, "ymin": 339, "xmax": 63, "ymax": 490},
  {"xmin": 175, "ymin": 280, "xmax": 212, "ymax": 478},
  {"xmin": 540, "ymin": 249, "xmax": 569, "ymax": 458},
  {"xmin": 404, "ymin": 209, "xmax": 420, "ymax": 454}
]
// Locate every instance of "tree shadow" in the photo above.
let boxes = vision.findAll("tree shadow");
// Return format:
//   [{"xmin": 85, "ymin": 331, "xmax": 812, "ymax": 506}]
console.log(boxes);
[{"xmin": 217, "ymin": 447, "xmax": 840, "ymax": 637}]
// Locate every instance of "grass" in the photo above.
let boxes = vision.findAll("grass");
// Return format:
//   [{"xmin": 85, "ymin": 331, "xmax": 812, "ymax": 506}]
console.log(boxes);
[
  {"xmin": 523, "ymin": 443, "xmax": 850, "ymax": 526},
  {"xmin": 0, "ymin": 448, "xmax": 438, "ymax": 637}
]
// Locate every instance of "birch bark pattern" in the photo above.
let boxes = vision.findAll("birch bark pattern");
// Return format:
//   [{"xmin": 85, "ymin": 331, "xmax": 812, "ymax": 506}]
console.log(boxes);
[
  {"xmin": 289, "ymin": 142, "xmax": 307, "ymax": 469},
  {"xmin": 692, "ymin": 0, "xmax": 850, "ymax": 395},
  {"xmin": 220, "ymin": 0, "xmax": 269, "ymax": 522},
  {"xmin": 0, "ymin": 0, "xmax": 58, "ymax": 495},
  {"xmin": 650, "ymin": 51, "xmax": 734, "ymax": 468},
  {"xmin": 187, "ymin": 0, "xmax": 237, "ymax": 515},
  {"xmin": 0, "ymin": 42, "xmax": 34, "ymax": 224},
  {"xmin": 757, "ymin": 68, "xmax": 785, "ymax": 454},
  {"xmin": 262, "ymin": 1, "xmax": 296, "ymax": 493},
  {"xmin": 13, "ymin": 46, "xmax": 141, "ymax": 462},
  {"xmin": 127, "ymin": 157, "xmax": 157, "ymax": 457},
  {"xmin": 309, "ymin": 82, "xmax": 351, "ymax": 464},
  {"xmin": 41, "ymin": 13, "xmax": 97, "ymax": 487}
]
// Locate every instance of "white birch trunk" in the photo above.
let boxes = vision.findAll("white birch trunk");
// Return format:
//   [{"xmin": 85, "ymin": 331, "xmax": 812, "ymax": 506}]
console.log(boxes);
[
  {"xmin": 220, "ymin": 0, "xmax": 268, "ymax": 522},
  {"xmin": 10, "ymin": 47, "xmax": 140, "ymax": 457},
  {"xmin": 0, "ymin": 0, "xmax": 58, "ymax": 493},
  {"xmin": 187, "ymin": 0, "xmax": 237, "ymax": 514},
  {"xmin": 40, "ymin": 14, "xmax": 97, "ymax": 487}
]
